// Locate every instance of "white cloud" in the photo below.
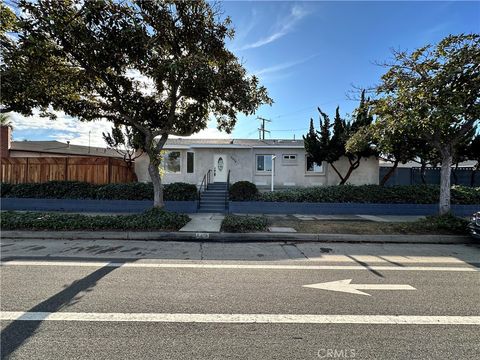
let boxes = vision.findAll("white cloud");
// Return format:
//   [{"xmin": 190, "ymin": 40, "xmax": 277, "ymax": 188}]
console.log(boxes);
[
  {"xmin": 253, "ymin": 54, "xmax": 318, "ymax": 76},
  {"xmin": 171, "ymin": 119, "xmax": 232, "ymax": 140},
  {"xmin": 125, "ymin": 69, "xmax": 156, "ymax": 96},
  {"xmin": 238, "ymin": 4, "xmax": 309, "ymax": 50},
  {"xmin": 10, "ymin": 110, "xmax": 112, "ymax": 147},
  {"xmin": 10, "ymin": 110, "xmax": 231, "ymax": 148},
  {"xmin": 187, "ymin": 127, "xmax": 232, "ymax": 139}
]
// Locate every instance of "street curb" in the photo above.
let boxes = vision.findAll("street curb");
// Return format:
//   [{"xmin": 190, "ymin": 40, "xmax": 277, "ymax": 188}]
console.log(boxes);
[{"xmin": 0, "ymin": 231, "xmax": 473, "ymax": 244}]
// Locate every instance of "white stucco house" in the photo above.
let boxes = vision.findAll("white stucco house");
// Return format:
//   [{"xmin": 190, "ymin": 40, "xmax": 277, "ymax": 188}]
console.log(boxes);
[{"xmin": 135, "ymin": 138, "xmax": 379, "ymax": 189}]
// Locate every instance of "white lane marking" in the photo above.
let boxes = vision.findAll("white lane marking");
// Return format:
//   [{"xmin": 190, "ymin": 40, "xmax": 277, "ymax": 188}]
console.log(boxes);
[
  {"xmin": 304, "ymin": 279, "xmax": 416, "ymax": 296},
  {"xmin": 0, "ymin": 261, "xmax": 478, "ymax": 272},
  {"xmin": 1, "ymin": 311, "xmax": 479, "ymax": 325}
]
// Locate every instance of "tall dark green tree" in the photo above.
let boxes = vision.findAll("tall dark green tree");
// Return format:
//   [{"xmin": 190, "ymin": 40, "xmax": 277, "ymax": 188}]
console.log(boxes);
[
  {"xmin": 304, "ymin": 92, "xmax": 376, "ymax": 185},
  {"xmin": 1, "ymin": 0, "xmax": 271, "ymax": 207}
]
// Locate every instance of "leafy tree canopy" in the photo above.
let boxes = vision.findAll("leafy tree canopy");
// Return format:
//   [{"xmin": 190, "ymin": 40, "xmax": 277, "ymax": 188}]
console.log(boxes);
[
  {"xmin": 371, "ymin": 34, "xmax": 479, "ymax": 213},
  {"xmin": 1, "ymin": 0, "xmax": 272, "ymax": 206}
]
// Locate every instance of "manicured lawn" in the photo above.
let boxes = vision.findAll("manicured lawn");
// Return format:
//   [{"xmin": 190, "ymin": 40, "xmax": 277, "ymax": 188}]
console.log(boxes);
[{"xmin": 267, "ymin": 214, "xmax": 469, "ymax": 235}]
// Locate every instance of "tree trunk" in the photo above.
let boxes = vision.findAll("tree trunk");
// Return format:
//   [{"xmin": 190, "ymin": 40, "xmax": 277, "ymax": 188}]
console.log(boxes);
[
  {"xmin": 329, "ymin": 163, "xmax": 345, "ymax": 185},
  {"xmin": 339, "ymin": 158, "xmax": 360, "ymax": 185},
  {"xmin": 145, "ymin": 133, "xmax": 169, "ymax": 208},
  {"xmin": 148, "ymin": 160, "xmax": 164, "ymax": 208},
  {"xmin": 439, "ymin": 151, "xmax": 452, "ymax": 215},
  {"xmin": 380, "ymin": 160, "xmax": 399, "ymax": 186},
  {"xmin": 339, "ymin": 166, "xmax": 354, "ymax": 185},
  {"xmin": 420, "ymin": 161, "xmax": 427, "ymax": 184}
]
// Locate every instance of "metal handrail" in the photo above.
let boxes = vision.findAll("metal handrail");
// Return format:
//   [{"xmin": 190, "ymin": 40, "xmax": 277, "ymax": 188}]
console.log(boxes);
[
  {"xmin": 225, "ymin": 169, "xmax": 231, "ymax": 211},
  {"xmin": 197, "ymin": 169, "xmax": 212, "ymax": 209}
]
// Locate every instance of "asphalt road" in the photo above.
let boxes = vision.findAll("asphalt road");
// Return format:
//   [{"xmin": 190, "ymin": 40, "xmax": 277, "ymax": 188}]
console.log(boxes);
[{"xmin": 1, "ymin": 240, "xmax": 479, "ymax": 359}]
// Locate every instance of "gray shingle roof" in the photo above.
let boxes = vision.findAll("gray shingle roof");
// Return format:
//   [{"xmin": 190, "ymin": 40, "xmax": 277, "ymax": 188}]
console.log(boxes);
[
  {"xmin": 10, "ymin": 141, "xmax": 122, "ymax": 158},
  {"xmin": 166, "ymin": 138, "xmax": 304, "ymax": 147},
  {"xmin": 10, "ymin": 138, "xmax": 304, "ymax": 156}
]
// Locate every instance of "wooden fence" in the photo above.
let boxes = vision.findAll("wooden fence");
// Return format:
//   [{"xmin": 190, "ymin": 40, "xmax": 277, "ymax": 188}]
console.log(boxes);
[{"xmin": 1, "ymin": 157, "xmax": 136, "ymax": 184}]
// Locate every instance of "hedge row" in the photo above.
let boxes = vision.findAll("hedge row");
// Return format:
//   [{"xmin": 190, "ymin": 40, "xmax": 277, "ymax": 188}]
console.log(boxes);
[
  {"xmin": 229, "ymin": 182, "xmax": 480, "ymax": 205},
  {"xmin": 1, "ymin": 208, "xmax": 190, "ymax": 231},
  {"xmin": 221, "ymin": 215, "xmax": 268, "ymax": 233},
  {"xmin": 0, "ymin": 181, "xmax": 198, "ymax": 201}
]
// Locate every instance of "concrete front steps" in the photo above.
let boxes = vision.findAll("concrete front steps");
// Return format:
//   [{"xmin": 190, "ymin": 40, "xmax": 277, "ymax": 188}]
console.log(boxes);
[{"xmin": 198, "ymin": 182, "xmax": 228, "ymax": 213}]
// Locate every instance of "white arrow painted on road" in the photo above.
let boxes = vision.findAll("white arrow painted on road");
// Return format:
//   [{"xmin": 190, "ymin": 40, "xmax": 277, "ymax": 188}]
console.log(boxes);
[{"xmin": 303, "ymin": 279, "xmax": 416, "ymax": 296}]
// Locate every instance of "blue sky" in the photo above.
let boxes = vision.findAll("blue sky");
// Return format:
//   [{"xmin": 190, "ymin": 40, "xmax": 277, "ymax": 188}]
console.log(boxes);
[{"xmin": 9, "ymin": 1, "xmax": 480, "ymax": 146}]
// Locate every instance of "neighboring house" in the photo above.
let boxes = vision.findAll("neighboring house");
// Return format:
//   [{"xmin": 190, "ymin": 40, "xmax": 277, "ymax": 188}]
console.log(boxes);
[
  {"xmin": 379, "ymin": 159, "xmax": 479, "ymax": 187},
  {"xmin": 1, "ymin": 125, "xmax": 121, "ymax": 158},
  {"xmin": 1, "ymin": 125, "xmax": 135, "ymax": 184},
  {"xmin": 380, "ymin": 160, "xmax": 478, "ymax": 168},
  {"xmin": 135, "ymin": 138, "xmax": 379, "ymax": 189}
]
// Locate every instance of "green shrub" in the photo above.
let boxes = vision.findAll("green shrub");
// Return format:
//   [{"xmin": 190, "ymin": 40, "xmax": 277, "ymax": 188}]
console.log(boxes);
[
  {"xmin": 96, "ymin": 182, "xmax": 153, "ymax": 200},
  {"xmin": 1, "ymin": 181, "xmax": 198, "ymax": 201},
  {"xmin": 0, "ymin": 209, "xmax": 190, "ymax": 231},
  {"xmin": 1, "ymin": 182, "xmax": 13, "ymax": 197},
  {"xmin": 163, "ymin": 182, "xmax": 198, "ymax": 201},
  {"xmin": 6, "ymin": 181, "xmax": 97, "ymax": 199},
  {"xmin": 229, "ymin": 181, "xmax": 259, "ymax": 201},
  {"xmin": 256, "ymin": 184, "xmax": 480, "ymax": 204},
  {"xmin": 221, "ymin": 214, "xmax": 268, "ymax": 233},
  {"xmin": 451, "ymin": 185, "xmax": 480, "ymax": 205},
  {"xmin": 416, "ymin": 213, "xmax": 469, "ymax": 234}
]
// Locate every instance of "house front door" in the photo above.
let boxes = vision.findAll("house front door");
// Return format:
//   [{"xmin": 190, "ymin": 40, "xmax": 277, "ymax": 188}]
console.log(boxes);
[{"xmin": 213, "ymin": 154, "xmax": 227, "ymax": 182}]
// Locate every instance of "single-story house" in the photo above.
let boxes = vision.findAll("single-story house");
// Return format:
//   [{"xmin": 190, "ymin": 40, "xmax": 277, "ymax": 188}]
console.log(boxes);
[
  {"xmin": 0, "ymin": 125, "xmax": 135, "ymax": 184},
  {"xmin": 135, "ymin": 138, "xmax": 379, "ymax": 189},
  {"xmin": 1, "ymin": 125, "xmax": 121, "ymax": 158}
]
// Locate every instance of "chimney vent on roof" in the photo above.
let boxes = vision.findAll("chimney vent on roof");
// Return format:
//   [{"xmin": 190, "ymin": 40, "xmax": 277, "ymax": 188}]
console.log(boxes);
[{"xmin": 66, "ymin": 141, "xmax": 70, "ymax": 148}]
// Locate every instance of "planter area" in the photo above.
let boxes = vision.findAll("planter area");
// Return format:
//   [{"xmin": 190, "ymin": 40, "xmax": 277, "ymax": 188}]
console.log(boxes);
[
  {"xmin": 1, "ymin": 198, "xmax": 478, "ymax": 216},
  {"xmin": 229, "ymin": 201, "xmax": 478, "ymax": 217},
  {"xmin": 1, "ymin": 198, "xmax": 197, "ymax": 213}
]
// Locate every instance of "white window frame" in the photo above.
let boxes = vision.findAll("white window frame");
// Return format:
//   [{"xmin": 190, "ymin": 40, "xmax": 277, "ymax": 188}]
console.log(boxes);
[
  {"xmin": 282, "ymin": 154, "xmax": 297, "ymax": 166},
  {"xmin": 163, "ymin": 151, "xmax": 182, "ymax": 174},
  {"xmin": 256, "ymin": 154, "xmax": 273, "ymax": 172},
  {"xmin": 305, "ymin": 155, "xmax": 324, "ymax": 174}
]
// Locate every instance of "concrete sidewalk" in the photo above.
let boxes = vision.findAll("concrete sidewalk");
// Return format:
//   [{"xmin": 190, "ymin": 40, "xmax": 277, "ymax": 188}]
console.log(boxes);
[
  {"xmin": 1, "ymin": 238, "xmax": 478, "ymax": 262},
  {"xmin": 251, "ymin": 214, "xmax": 426, "ymax": 222},
  {"xmin": 179, "ymin": 213, "xmax": 224, "ymax": 232}
]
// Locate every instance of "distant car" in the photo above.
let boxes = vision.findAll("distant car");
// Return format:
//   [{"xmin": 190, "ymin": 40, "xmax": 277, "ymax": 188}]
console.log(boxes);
[{"xmin": 468, "ymin": 212, "xmax": 480, "ymax": 239}]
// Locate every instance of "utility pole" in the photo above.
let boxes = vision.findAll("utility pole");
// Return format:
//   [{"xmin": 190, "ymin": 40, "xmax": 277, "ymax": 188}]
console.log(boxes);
[{"xmin": 257, "ymin": 117, "xmax": 271, "ymax": 140}]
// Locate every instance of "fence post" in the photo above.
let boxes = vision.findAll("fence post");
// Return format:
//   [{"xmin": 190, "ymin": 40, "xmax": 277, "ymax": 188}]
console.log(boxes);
[
  {"xmin": 107, "ymin": 157, "xmax": 112, "ymax": 183},
  {"xmin": 65, "ymin": 157, "xmax": 69, "ymax": 181},
  {"xmin": 25, "ymin": 158, "xmax": 29, "ymax": 183}
]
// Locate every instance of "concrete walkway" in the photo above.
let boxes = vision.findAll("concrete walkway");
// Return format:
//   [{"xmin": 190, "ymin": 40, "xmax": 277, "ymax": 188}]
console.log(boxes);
[
  {"xmin": 179, "ymin": 213, "xmax": 225, "ymax": 232},
  {"xmin": 235, "ymin": 214, "xmax": 426, "ymax": 223}
]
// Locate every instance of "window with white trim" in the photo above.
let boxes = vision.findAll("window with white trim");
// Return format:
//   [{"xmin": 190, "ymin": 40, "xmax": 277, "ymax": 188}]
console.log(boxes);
[
  {"xmin": 306, "ymin": 155, "xmax": 323, "ymax": 173},
  {"xmin": 282, "ymin": 154, "xmax": 297, "ymax": 165},
  {"xmin": 256, "ymin": 154, "xmax": 273, "ymax": 172},
  {"xmin": 163, "ymin": 151, "xmax": 181, "ymax": 173}
]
